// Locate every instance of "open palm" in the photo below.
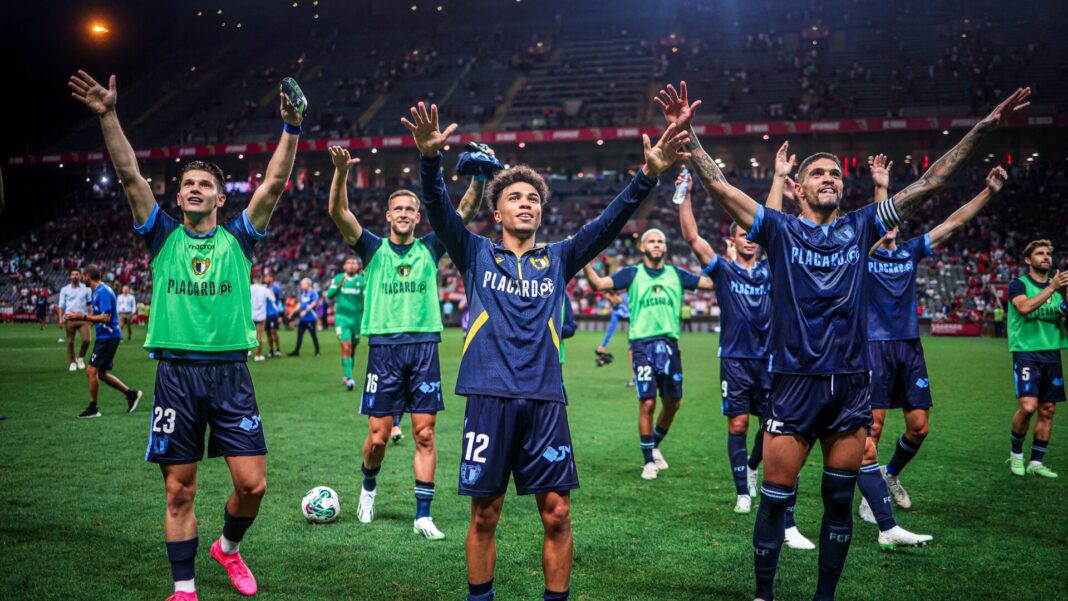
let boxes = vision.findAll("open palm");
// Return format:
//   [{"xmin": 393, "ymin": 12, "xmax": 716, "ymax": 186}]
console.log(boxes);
[
  {"xmin": 643, "ymin": 123, "xmax": 692, "ymax": 177},
  {"xmin": 980, "ymin": 87, "xmax": 1031, "ymax": 131},
  {"xmin": 653, "ymin": 81, "xmax": 702, "ymax": 131},
  {"xmin": 69, "ymin": 70, "xmax": 116, "ymax": 115},
  {"xmin": 401, "ymin": 102, "xmax": 458, "ymax": 158}
]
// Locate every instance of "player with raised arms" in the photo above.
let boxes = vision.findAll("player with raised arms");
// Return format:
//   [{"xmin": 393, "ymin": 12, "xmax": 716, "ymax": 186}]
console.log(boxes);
[
  {"xmin": 326, "ymin": 143, "xmax": 488, "ymax": 539},
  {"xmin": 1007, "ymin": 239, "xmax": 1068, "ymax": 478},
  {"xmin": 584, "ymin": 228, "xmax": 713, "ymax": 481},
  {"xmin": 325, "ymin": 256, "xmax": 366, "ymax": 390},
  {"xmin": 656, "ymin": 80, "xmax": 1030, "ymax": 599},
  {"xmin": 406, "ymin": 99, "xmax": 690, "ymax": 601},
  {"xmin": 70, "ymin": 68, "xmax": 303, "ymax": 600}
]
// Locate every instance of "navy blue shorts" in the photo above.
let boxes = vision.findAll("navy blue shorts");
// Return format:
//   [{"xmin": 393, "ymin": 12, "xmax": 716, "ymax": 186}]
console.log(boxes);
[
  {"xmin": 265, "ymin": 314, "xmax": 279, "ymax": 330},
  {"xmin": 144, "ymin": 361, "xmax": 266, "ymax": 464},
  {"xmin": 721, "ymin": 357, "xmax": 771, "ymax": 417},
  {"xmin": 360, "ymin": 342, "xmax": 444, "ymax": 417},
  {"xmin": 1014, "ymin": 356, "xmax": 1066, "ymax": 403},
  {"xmin": 866, "ymin": 339, "xmax": 933, "ymax": 411},
  {"xmin": 630, "ymin": 337, "xmax": 683, "ymax": 400},
  {"xmin": 458, "ymin": 395, "xmax": 579, "ymax": 497},
  {"xmin": 89, "ymin": 338, "xmax": 121, "ymax": 371},
  {"xmin": 764, "ymin": 372, "xmax": 872, "ymax": 445}
]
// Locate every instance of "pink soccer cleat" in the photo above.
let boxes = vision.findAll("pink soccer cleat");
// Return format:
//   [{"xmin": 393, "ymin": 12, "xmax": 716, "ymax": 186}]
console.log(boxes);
[
  {"xmin": 165, "ymin": 592, "xmax": 198, "ymax": 601},
  {"xmin": 210, "ymin": 539, "xmax": 258, "ymax": 596}
]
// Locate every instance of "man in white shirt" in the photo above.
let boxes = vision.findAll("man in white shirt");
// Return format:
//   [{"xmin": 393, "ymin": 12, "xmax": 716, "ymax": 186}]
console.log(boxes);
[
  {"xmin": 117, "ymin": 285, "xmax": 137, "ymax": 341},
  {"xmin": 250, "ymin": 273, "xmax": 270, "ymax": 361},
  {"xmin": 58, "ymin": 269, "xmax": 93, "ymax": 371}
]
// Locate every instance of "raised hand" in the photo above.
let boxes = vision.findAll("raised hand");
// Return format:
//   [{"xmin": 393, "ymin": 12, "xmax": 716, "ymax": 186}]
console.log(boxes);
[
  {"xmin": 1051, "ymin": 270, "xmax": 1068, "ymax": 293},
  {"xmin": 774, "ymin": 141, "xmax": 796, "ymax": 178},
  {"xmin": 978, "ymin": 87, "xmax": 1031, "ymax": 132},
  {"xmin": 870, "ymin": 154, "xmax": 893, "ymax": 189},
  {"xmin": 281, "ymin": 93, "xmax": 304, "ymax": 127},
  {"xmin": 643, "ymin": 123, "xmax": 693, "ymax": 177},
  {"xmin": 653, "ymin": 81, "xmax": 703, "ymax": 131},
  {"xmin": 69, "ymin": 70, "xmax": 116, "ymax": 115},
  {"xmin": 401, "ymin": 101, "xmax": 459, "ymax": 158},
  {"xmin": 985, "ymin": 165, "xmax": 1008, "ymax": 193},
  {"xmin": 329, "ymin": 146, "xmax": 359, "ymax": 172},
  {"xmin": 675, "ymin": 170, "xmax": 691, "ymax": 188}
]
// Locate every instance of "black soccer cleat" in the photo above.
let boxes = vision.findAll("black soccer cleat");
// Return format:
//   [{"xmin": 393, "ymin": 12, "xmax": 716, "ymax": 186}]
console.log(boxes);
[
  {"xmin": 595, "ymin": 350, "xmax": 615, "ymax": 367},
  {"xmin": 126, "ymin": 390, "xmax": 143, "ymax": 413},
  {"xmin": 79, "ymin": 404, "xmax": 101, "ymax": 419}
]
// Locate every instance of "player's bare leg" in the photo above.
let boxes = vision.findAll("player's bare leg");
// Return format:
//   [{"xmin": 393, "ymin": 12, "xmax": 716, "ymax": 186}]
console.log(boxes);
[
  {"xmin": 1010, "ymin": 396, "xmax": 1039, "ymax": 475},
  {"xmin": 882, "ymin": 408, "xmax": 929, "ymax": 507},
  {"xmin": 536, "ymin": 491, "xmax": 573, "ymax": 596},
  {"xmin": 162, "ymin": 463, "xmax": 199, "ymax": 596},
  {"xmin": 357, "ymin": 415, "xmax": 393, "ymax": 523},
  {"xmin": 651, "ymin": 396, "xmax": 680, "ymax": 470},
  {"xmin": 411, "ymin": 412, "xmax": 444, "ymax": 539},
  {"xmin": 211, "ymin": 455, "xmax": 265, "ymax": 596},
  {"xmin": 466, "ymin": 494, "xmax": 505, "ymax": 599}
]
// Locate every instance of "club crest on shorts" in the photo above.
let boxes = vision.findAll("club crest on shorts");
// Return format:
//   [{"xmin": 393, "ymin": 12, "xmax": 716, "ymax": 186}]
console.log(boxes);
[
  {"xmin": 460, "ymin": 462, "xmax": 483, "ymax": 485},
  {"xmin": 152, "ymin": 434, "xmax": 170, "ymax": 454},
  {"xmin": 397, "ymin": 264, "xmax": 412, "ymax": 277},
  {"xmin": 192, "ymin": 257, "xmax": 211, "ymax": 276}
]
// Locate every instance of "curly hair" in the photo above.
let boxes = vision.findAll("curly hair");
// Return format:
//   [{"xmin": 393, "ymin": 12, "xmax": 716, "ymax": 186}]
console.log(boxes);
[
  {"xmin": 485, "ymin": 165, "xmax": 549, "ymax": 210},
  {"xmin": 181, "ymin": 160, "xmax": 226, "ymax": 189}
]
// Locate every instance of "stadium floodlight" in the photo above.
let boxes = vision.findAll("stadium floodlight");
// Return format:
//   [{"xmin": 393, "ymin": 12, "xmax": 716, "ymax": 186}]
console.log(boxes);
[{"xmin": 100, "ymin": 176, "xmax": 108, "ymax": 184}]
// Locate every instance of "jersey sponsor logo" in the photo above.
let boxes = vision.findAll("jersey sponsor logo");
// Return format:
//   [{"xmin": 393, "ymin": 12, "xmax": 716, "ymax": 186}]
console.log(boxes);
[
  {"xmin": 789, "ymin": 245, "xmax": 860, "ymax": 268},
  {"xmin": 868, "ymin": 259, "xmax": 915, "ymax": 274},
  {"xmin": 239, "ymin": 415, "xmax": 261, "ymax": 432},
  {"xmin": 639, "ymin": 285, "xmax": 672, "ymax": 308},
  {"xmin": 915, "ymin": 378, "xmax": 929, "ymax": 389},
  {"xmin": 166, "ymin": 279, "xmax": 233, "ymax": 297},
  {"xmin": 728, "ymin": 280, "xmax": 771, "ymax": 296},
  {"xmin": 192, "ymin": 257, "xmax": 211, "ymax": 276},
  {"xmin": 529, "ymin": 255, "xmax": 550, "ymax": 270},
  {"xmin": 396, "ymin": 264, "xmax": 412, "ymax": 277},
  {"xmin": 379, "ymin": 280, "xmax": 428, "ymax": 295},
  {"xmin": 481, "ymin": 272, "xmax": 555, "ymax": 298},
  {"xmin": 541, "ymin": 445, "xmax": 571, "ymax": 463},
  {"xmin": 460, "ymin": 463, "xmax": 484, "ymax": 485}
]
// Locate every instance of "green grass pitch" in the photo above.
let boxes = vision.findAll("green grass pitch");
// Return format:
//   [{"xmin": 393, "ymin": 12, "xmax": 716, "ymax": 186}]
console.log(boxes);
[{"xmin": 1, "ymin": 324, "xmax": 1066, "ymax": 600}]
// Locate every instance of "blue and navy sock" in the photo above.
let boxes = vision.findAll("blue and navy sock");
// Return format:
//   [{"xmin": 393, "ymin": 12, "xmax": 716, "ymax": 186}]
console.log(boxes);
[
  {"xmin": 222, "ymin": 508, "xmax": 255, "ymax": 544},
  {"xmin": 166, "ymin": 537, "xmax": 198, "ymax": 583},
  {"xmin": 728, "ymin": 434, "xmax": 749, "ymax": 495},
  {"xmin": 784, "ymin": 479, "xmax": 799, "ymax": 529},
  {"xmin": 415, "ymin": 480, "xmax": 435, "ymax": 519},
  {"xmin": 747, "ymin": 428, "xmax": 764, "ymax": 470},
  {"xmin": 361, "ymin": 463, "xmax": 380, "ymax": 492},
  {"xmin": 857, "ymin": 462, "xmax": 896, "ymax": 531},
  {"xmin": 815, "ymin": 469, "xmax": 858, "ymax": 600},
  {"xmin": 653, "ymin": 425, "xmax": 669, "ymax": 448},
  {"xmin": 1031, "ymin": 438, "xmax": 1049, "ymax": 464},
  {"xmin": 886, "ymin": 435, "xmax": 923, "ymax": 477},
  {"xmin": 544, "ymin": 588, "xmax": 569, "ymax": 600},
  {"xmin": 753, "ymin": 480, "xmax": 792, "ymax": 601},
  {"xmin": 640, "ymin": 434, "xmax": 655, "ymax": 464},
  {"xmin": 1010, "ymin": 431, "xmax": 1025, "ymax": 454},
  {"xmin": 468, "ymin": 579, "xmax": 494, "ymax": 601},
  {"xmin": 393, "ymin": 414, "xmax": 402, "ymax": 427}
]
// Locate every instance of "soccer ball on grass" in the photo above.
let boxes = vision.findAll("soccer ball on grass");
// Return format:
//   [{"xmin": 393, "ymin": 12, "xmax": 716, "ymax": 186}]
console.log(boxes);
[{"xmin": 301, "ymin": 486, "xmax": 340, "ymax": 523}]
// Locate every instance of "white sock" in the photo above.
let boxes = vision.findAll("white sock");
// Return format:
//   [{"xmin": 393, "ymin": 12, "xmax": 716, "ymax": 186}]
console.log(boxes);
[
  {"xmin": 1011, "ymin": 452, "xmax": 1024, "ymax": 458},
  {"xmin": 175, "ymin": 579, "xmax": 195, "ymax": 593},
  {"xmin": 220, "ymin": 534, "xmax": 240, "ymax": 555},
  {"xmin": 1029, "ymin": 460, "xmax": 1043, "ymax": 467}
]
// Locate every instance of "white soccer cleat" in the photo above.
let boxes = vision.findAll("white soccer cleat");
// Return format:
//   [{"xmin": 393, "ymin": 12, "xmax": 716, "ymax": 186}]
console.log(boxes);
[
  {"xmin": 746, "ymin": 466, "xmax": 759, "ymax": 498},
  {"xmin": 641, "ymin": 462, "xmax": 659, "ymax": 480},
  {"xmin": 878, "ymin": 525, "xmax": 932, "ymax": 550},
  {"xmin": 784, "ymin": 526, "xmax": 815, "ymax": 550},
  {"xmin": 651, "ymin": 448, "xmax": 669, "ymax": 470},
  {"xmin": 356, "ymin": 487, "xmax": 376, "ymax": 523},
  {"xmin": 390, "ymin": 426, "xmax": 404, "ymax": 444},
  {"xmin": 882, "ymin": 467, "xmax": 912, "ymax": 509},
  {"xmin": 76, "ymin": 357, "xmax": 86, "ymax": 370},
  {"xmin": 413, "ymin": 516, "xmax": 446, "ymax": 540},
  {"xmin": 69, "ymin": 362, "xmax": 78, "ymax": 372},
  {"xmin": 734, "ymin": 494, "xmax": 752, "ymax": 514},
  {"xmin": 254, "ymin": 355, "xmax": 266, "ymax": 362},
  {"xmin": 857, "ymin": 497, "xmax": 877, "ymax": 525}
]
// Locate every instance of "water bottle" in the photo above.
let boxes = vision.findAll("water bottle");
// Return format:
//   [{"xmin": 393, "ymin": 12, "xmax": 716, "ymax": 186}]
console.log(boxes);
[{"xmin": 672, "ymin": 167, "xmax": 690, "ymax": 205}]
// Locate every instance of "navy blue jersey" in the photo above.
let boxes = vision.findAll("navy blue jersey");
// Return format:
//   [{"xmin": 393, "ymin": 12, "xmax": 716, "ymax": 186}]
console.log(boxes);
[
  {"xmin": 90, "ymin": 283, "xmax": 122, "ymax": 341},
  {"xmin": 298, "ymin": 289, "xmax": 320, "ymax": 323},
  {"xmin": 420, "ymin": 152, "xmax": 656, "ymax": 403},
  {"xmin": 748, "ymin": 202, "xmax": 892, "ymax": 374},
  {"xmin": 609, "ymin": 265, "xmax": 702, "ymax": 290},
  {"xmin": 703, "ymin": 256, "xmax": 772, "ymax": 359},
  {"xmin": 866, "ymin": 234, "xmax": 931, "ymax": 341}
]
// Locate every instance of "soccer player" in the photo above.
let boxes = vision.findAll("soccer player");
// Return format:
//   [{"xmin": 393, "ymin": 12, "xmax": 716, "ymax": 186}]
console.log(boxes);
[
  {"xmin": 35, "ymin": 290, "xmax": 50, "ymax": 330},
  {"xmin": 406, "ymin": 100, "xmax": 690, "ymax": 601},
  {"xmin": 1007, "ymin": 239, "xmax": 1068, "ymax": 478},
  {"xmin": 288, "ymin": 278, "xmax": 321, "ymax": 357},
  {"xmin": 854, "ymin": 161, "xmax": 1005, "ymax": 544},
  {"xmin": 249, "ymin": 273, "xmax": 270, "ymax": 361},
  {"xmin": 584, "ymin": 229, "xmax": 713, "ymax": 481},
  {"xmin": 326, "ymin": 143, "xmax": 488, "ymax": 539},
  {"xmin": 263, "ymin": 274, "xmax": 282, "ymax": 357},
  {"xmin": 58, "ymin": 268, "xmax": 93, "ymax": 371},
  {"xmin": 71, "ymin": 68, "xmax": 303, "ymax": 600},
  {"xmin": 594, "ymin": 290, "xmax": 627, "ymax": 366},
  {"xmin": 118, "ymin": 285, "xmax": 137, "ymax": 341},
  {"xmin": 70, "ymin": 264, "xmax": 142, "ymax": 417},
  {"xmin": 656, "ymin": 80, "xmax": 1030, "ymax": 600},
  {"xmin": 325, "ymin": 256, "xmax": 365, "ymax": 390}
]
